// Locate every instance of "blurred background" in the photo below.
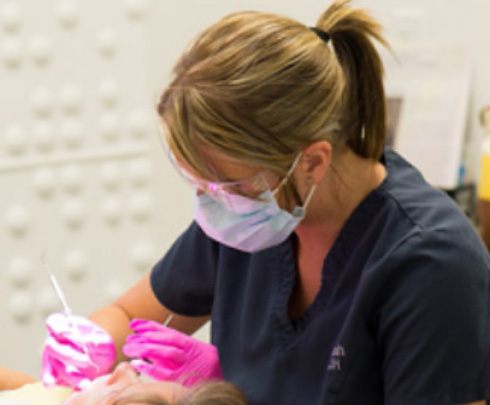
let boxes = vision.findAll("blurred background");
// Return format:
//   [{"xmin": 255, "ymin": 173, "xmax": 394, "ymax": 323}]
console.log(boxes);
[{"xmin": 0, "ymin": 0, "xmax": 489, "ymax": 377}]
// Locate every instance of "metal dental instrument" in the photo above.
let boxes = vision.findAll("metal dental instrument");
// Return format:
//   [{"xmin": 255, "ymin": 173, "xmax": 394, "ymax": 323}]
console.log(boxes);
[
  {"xmin": 42, "ymin": 254, "xmax": 71, "ymax": 316},
  {"xmin": 164, "ymin": 313, "xmax": 174, "ymax": 326},
  {"xmin": 41, "ymin": 253, "xmax": 98, "ymax": 370}
]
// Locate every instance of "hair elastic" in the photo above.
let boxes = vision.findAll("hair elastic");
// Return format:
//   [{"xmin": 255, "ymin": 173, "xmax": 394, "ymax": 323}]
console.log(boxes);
[{"xmin": 310, "ymin": 27, "xmax": 330, "ymax": 43}]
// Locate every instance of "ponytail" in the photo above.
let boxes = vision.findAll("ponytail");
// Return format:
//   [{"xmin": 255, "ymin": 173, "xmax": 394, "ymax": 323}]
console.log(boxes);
[
  {"xmin": 316, "ymin": 0, "xmax": 389, "ymax": 160},
  {"xmin": 159, "ymin": 0, "xmax": 390, "ymax": 182}
]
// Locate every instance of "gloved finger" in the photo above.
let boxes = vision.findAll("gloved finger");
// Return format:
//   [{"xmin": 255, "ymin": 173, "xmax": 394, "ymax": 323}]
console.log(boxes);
[
  {"xmin": 57, "ymin": 365, "xmax": 86, "ymax": 388},
  {"xmin": 89, "ymin": 352, "xmax": 116, "ymax": 375},
  {"xmin": 41, "ymin": 351, "xmax": 75, "ymax": 388},
  {"xmin": 57, "ymin": 370, "xmax": 89, "ymax": 389},
  {"xmin": 122, "ymin": 342, "xmax": 185, "ymax": 367},
  {"xmin": 129, "ymin": 319, "xmax": 187, "ymax": 337},
  {"xmin": 125, "ymin": 332, "xmax": 187, "ymax": 350},
  {"xmin": 46, "ymin": 313, "xmax": 90, "ymax": 337},
  {"xmin": 42, "ymin": 353, "xmax": 87, "ymax": 389},
  {"xmin": 84, "ymin": 337, "xmax": 118, "ymax": 357},
  {"xmin": 55, "ymin": 359, "xmax": 101, "ymax": 389},
  {"xmin": 43, "ymin": 336, "xmax": 93, "ymax": 368},
  {"xmin": 129, "ymin": 323, "xmax": 193, "ymax": 349},
  {"xmin": 75, "ymin": 377, "xmax": 92, "ymax": 391},
  {"xmin": 48, "ymin": 327, "xmax": 97, "ymax": 348},
  {"xmin": 129, "ymin": 318, "xmax": 162, "ymax": 331},
  {"xmin": 129, "ymin": 359, "xmax": 178, "ymax": 382},
  {"xmin": 41, "ymin": 351, "xmax": 58, "ymax": 388},
  {"xmin": 80, "ymin": 325, "xmax": 114, "ymax": 341},
  {"xmin": 46, "ymin": 314, "xmax": 112, "ymax": 350},
  {"xmin": 181, "ymin": 372, "xmax": 210, "ymax": 388}
]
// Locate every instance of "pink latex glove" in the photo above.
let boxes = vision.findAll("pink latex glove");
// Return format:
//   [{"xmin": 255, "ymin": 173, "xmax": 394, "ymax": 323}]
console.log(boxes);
[
  {"xmin": 122, "ymin": 319, "xmax": 223, "ymax": 387},
  {"xmin": 41, "ymin": 312, "xmax": 116, "ymax": 390}
]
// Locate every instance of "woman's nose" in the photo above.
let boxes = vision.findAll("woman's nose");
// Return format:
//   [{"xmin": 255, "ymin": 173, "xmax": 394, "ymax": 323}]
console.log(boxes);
[{"xmin": 106, "ymin": 362, "xmax": 139, "ymax": 385}]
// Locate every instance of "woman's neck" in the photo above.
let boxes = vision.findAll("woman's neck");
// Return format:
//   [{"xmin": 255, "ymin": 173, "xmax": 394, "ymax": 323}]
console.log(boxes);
[{"xmin": 295, "ymin": 149, "xmax": 386, "ymax": 251}]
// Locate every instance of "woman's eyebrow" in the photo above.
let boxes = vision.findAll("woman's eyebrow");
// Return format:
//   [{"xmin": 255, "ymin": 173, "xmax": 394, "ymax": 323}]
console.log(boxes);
[
  {"xmin": 109, "ymin": 384, "xmax": 170, "ymax": 405},
  {"xmin": 100, "ymin": 384, "xmax": 136, "ymax": 405}
]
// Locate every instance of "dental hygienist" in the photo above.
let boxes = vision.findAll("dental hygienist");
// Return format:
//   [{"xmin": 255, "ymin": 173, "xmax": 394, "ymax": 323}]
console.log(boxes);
[{"xmin": 41, "ymin": 1, "xmax": 490, "ymax": 404}]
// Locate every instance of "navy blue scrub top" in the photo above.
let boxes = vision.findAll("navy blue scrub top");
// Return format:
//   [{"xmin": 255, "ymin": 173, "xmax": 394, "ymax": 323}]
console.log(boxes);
[{"xmin": 151, "ymin": 149, "xmax": 490, "ymax": 405}]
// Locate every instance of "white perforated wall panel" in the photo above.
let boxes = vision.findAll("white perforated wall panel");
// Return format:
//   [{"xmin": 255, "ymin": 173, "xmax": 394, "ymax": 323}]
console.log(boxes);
[{"xmin": 0, "ymin": 0, "xmax": 193, "ymax": 377}]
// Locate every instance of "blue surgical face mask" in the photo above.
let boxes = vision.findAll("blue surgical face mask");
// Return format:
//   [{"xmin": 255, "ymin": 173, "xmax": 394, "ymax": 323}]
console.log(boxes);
[{"xmin": 194, "ymin": 154, "xmax": 316, "ymax": 253}]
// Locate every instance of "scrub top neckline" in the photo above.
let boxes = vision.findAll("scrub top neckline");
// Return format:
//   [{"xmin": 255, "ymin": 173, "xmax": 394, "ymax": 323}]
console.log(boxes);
[{"xmin": 268, "ymin": 149, "xmax": 392, "ymax": 351}]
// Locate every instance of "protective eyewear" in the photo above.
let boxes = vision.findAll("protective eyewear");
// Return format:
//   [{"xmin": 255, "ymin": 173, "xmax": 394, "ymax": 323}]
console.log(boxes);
[{"xmin": 167, "ymin": 150, "xmax": 271, "ymax": 206}]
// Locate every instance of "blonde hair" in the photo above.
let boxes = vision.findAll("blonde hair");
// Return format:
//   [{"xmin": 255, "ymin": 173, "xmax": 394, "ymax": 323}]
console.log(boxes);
[
  {"xmin": 181, "ymin": 381, "xmax": 247, "ymax": 405},
  {"xmin": 110, "ymin": 381, "xmax": 246, "ymax": 405},
  {"xmin": 158, "ymin": 0, "xmax": 389, "ymax": 181}
]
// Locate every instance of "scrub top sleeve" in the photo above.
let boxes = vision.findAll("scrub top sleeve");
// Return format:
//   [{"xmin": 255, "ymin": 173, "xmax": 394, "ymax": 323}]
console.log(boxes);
[
  {"xmin": 378, "ymin": 230, "xmax": 490, "ymax": 405},
  {"xmin": 151, "ymin": 221, "xmax": 220, "ymax": 317}
]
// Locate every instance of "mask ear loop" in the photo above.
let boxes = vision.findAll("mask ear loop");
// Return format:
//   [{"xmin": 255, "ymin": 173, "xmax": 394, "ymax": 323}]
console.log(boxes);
[
  {"xmin": 291, "ymin": 182, "xmax": 317, "ymax": 217},
  {"xmin": 272, "ymin": 152, "xmax": 303, "ymax": 196},
  {"xmin": 302, "ymin": 181, "xmax": 317, "ymax": 207}
]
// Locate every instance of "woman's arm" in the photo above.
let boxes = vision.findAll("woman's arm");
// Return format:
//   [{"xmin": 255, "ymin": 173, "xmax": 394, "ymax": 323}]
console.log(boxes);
[
  {"xmin": 90, "ymin": 272, "xmax": 210, "ymax": 364},
  {"xmin": 0, "ymin": 366, "xmax": 35, "ymax": 390}
]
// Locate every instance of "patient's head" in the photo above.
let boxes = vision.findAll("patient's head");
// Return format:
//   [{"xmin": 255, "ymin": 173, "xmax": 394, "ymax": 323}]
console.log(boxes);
[{"xmin": 64, "ymin": 362, "xmax": 246, "ymax": 405}]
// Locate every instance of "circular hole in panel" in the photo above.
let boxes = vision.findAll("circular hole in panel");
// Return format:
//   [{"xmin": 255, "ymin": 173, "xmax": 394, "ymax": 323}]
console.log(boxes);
[
  {"xmin": 99, "ymin": 114, "xmax": 120, "ymax": 142},
  {"xmin": 125, "ymin": 0, "xmax": 148, "ymax": 20},
  {"xmin": 33, "ymin": 122, "xmax": 56, "ymax": 152},
  {"xmin": 60, "ymin": 165, "xmax": 84, "ymax": 194},
  {"xmin": 101, "ymin": 196, "xmax": 123, "ymax": 226},
  {"xmin": 7, "ymin": 257, "xmax": 33, "ymax": 288},
  {"xmin": 38, "ymin": 287, "xmax": 62, "ymax": 317},
  {"xmin": 29, "ymin": 35, "xmax": 52, "ymax": 66},
  {"xmin": 127, "ymin": 110, "xmax": 151, "ymax": 139},
  {"xmin": 9, "ymin": 292, "xmax": 34, "ymax": 323},
  {"xmin": 97, "ymin": 28, "xmax": 117, "ymax": 57},
  {"xmin": 128, "ymin": 192, "xmax": 153, "ymax": 221},
  {"xmin": 60, "ymin": 120, "xmax": 84, "ymax": 149},
  {"xmin": 130, "ymin": 242, "xmax": 155, "ymax": 273},
  {"xmin": 98, "ymin": 79, "xmax": 119, "ymax": 107},
  {"xmin": 57, "ymin": 0, "xmax": 79, "ymax": 29},
  {"xmin": 31, "ymin": 87, "xmax": 54, "ymax": 117},
  {"xmin": 4, "ymin": 124, "xmax": 26, "ymax": 155},
  {"xmin": 33, "ymin": 168, "xmax": 56, "ymax": 198},
  {"xmin": 61, "ymin": 199, "xmax": 85, "ymax": 229},
  {"xmin": 60, "ymin": 84, "xmax": 83, "ymax": 115},
  {"xmin": 63, "ymin": 248, "xmax": 88, "ymax": 281},
  {"xmin": 100, "ymin": 162, "xmax": 122, "ymax": 191},
  {"xmin": 0, "ymin": 2, "xmax": 21, "ymax": 32},
  {"xmin": 6, "ymin": 205, "xmax": 31, "ymax": 237},
  {"xmin": 127, "ymin": 159, "xmax": 151, "ymax": 187},
  {"xmin": 2, "ymin": 37, "xmax": 22, "ymax": 68},
  {"xmin": 104, "ymin": 279, "xmax": 127, "ymax": 303}
]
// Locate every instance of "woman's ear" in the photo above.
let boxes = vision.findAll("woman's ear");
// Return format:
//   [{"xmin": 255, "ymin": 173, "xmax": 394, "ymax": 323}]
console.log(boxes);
[{"xmin": 301, "ymin": 141, "xmax": 332, "ymax": 183}]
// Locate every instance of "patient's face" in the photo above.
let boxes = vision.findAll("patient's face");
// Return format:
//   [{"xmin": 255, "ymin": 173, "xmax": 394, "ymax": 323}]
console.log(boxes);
[{"xmin": 64, "ymin": 362, "xmax": 187, "ymax": 405}]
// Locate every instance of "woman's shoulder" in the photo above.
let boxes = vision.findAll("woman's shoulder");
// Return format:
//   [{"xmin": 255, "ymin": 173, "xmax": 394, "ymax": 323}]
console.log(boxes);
[
  {"xmin": 365, "ymin": 149, "xmax": 490, "ymax": 287},
  {"xmin": 370, "ymin": 225, "xmax": 490, "ymax": 314},
  {"xmin": 377, "ymin": 149, "xmax": 482, "ymax": 247}
]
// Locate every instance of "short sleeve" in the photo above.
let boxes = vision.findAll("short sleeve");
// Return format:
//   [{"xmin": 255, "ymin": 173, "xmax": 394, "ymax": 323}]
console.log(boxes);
[
  {"xmin": 150, "ymin": 221, "xmax": 220, "ymax": 317},
  {"xmin": 378, "ymin": 230, "xmax": 490, "ymax": 405}
]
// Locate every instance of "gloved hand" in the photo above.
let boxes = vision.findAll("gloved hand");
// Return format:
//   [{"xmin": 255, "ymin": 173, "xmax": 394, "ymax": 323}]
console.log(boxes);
[
  {"xmin": 122, "ymin": 319, "xmax": 223, "ymax": 387},
  {"xmin": 41, "ymin": 312, "xmax": 116, "ymax": 390}
]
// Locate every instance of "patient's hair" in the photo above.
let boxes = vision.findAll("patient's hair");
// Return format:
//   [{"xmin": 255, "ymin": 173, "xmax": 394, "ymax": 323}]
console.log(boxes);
[{"xmin": 111, "ymin": 381, "xmax": 247, "ymax": 405}]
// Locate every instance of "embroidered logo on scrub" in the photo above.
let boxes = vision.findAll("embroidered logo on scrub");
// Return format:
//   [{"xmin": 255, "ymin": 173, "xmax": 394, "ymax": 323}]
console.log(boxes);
[{"xmin": 327, "ymin": 344, "xmax": 345, "ymax": 371}]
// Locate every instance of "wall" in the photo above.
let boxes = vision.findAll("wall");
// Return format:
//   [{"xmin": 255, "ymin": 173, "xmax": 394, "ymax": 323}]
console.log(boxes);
[
  {"xmin": 357, "ymin": 0, "xmax": 490, "ymax": 182},
  {"xmin": 0, "ymin": 0, "xmax": 194, "ymax": 377},
  {"xmin": 1, "ymin": 0, "xmax": 488, "ymax": 378}
]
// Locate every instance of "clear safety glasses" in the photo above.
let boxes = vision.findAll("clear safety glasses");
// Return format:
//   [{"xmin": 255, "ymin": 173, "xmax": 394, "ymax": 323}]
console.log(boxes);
[{"xmin": 167, "ymin": 149, "xmax": 272, "ymax": 208}]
